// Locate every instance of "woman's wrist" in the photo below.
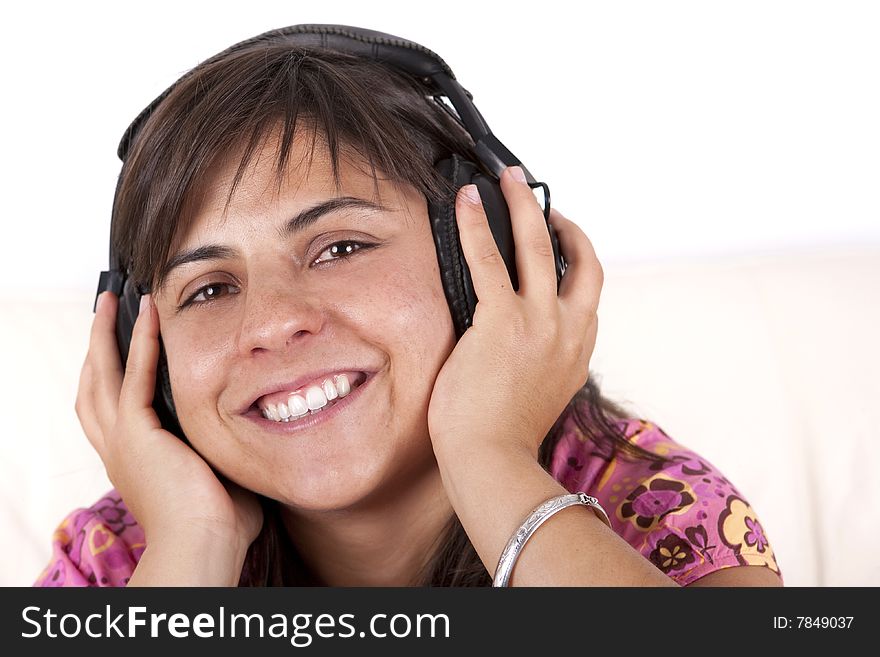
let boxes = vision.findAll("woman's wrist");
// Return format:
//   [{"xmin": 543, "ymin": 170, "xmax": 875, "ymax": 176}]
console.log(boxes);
[
  {"xmin": 434, "ymin": 442, "xmax": 567, "ymax": 575},
  {"xmin": 434, "ymin": 439, "xmax": 676, "ymax": 586},
  {"xmin": 431, "ymin": 427, "xmax": 538, "ymax": 467},
  {"xmin": 127, "ymin": 530, "xmax": 251, "ymax": 587}
]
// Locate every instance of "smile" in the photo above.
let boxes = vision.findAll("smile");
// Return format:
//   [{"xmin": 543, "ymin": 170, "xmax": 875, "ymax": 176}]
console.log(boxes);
[
  {"xmin": 258, "ymin": 372, "xmax": 366, "ymax": 421},
  {"xmin": 244, "ymin": 372, "xmax": 374, "ymax": 434}
]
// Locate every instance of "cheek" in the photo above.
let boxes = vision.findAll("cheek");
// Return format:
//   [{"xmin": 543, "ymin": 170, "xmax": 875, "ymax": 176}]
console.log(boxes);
[
  {"xmin": 365, "ymin": 255, "xmax": 456, "ymax": 374},
  {"xmin": 162, "ymin": 329, "xmax": 233, "ymax": 420}
]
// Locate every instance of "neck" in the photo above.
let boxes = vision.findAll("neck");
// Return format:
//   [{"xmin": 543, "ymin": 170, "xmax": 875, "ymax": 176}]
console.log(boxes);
[{"xmin": 279, "ymin": 458, "xmax": 454, "ymax": 587}]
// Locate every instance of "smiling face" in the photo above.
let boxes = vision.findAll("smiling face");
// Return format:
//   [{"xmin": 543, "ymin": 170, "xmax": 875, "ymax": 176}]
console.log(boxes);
[{"xmin": 152, "ymin": 125, "xmax": 457, "ymax": 511}]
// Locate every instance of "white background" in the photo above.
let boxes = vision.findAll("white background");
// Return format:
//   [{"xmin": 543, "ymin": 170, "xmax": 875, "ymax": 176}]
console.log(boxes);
[{"xmin": 1, "ymin": 0, "xmax": 877, "ymax": 299}]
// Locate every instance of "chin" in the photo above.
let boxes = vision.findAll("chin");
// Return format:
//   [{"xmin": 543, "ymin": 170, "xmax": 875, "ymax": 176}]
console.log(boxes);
[{"xmin": 266, "ymin": 475, "xmax": 386, "ymax": 514}]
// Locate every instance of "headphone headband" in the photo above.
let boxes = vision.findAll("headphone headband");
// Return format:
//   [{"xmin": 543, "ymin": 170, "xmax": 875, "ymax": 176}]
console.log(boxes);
[{"xmin": 118, "ymin": 24, "xmax": 524, "ymax": 179}]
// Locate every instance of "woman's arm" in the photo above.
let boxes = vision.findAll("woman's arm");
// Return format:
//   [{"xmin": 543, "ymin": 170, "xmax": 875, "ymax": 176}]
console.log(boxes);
[
  {"xmin": 434, "ymin": 442, "xmax": 678, "ymax": 586},
  {"xmin": 428, "ymin": 169, "xmax": 675, "ymax": 585},
  {"xmin": 127, "ymin": 530, "xmax": 249, "ymax": 587}
]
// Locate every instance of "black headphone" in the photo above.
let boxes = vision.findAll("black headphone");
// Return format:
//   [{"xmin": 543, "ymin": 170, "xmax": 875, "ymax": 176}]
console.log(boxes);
[{"xmin": 95, "ymin": 24, "xmax": 567, "ymax": 440}]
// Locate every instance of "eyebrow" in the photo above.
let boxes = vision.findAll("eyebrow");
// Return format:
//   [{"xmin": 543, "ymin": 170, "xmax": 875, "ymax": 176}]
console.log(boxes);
[{"xmin": 158, "ymin": 197, "xmax": 389, "ymax": 287}]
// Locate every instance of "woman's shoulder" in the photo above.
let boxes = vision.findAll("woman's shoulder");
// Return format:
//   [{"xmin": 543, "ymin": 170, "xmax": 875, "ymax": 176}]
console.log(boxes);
[
  {"xmin": 550, "ymin": 414, "xmax": 783, "ymax": 585},
  {"xmin": 33, "ymin": 489, "xmax": 144, "ymax": 587}
]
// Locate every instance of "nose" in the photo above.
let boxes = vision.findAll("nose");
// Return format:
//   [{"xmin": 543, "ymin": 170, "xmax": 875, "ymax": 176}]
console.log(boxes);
[{"xmin": 237, "ymin": 280, "xmax": 325, "ymax": 356}]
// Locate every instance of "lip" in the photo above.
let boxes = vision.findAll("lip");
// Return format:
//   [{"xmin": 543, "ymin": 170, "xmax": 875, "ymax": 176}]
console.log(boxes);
[
  {"xmin": 242, "ymin": 371, "xmax": 375, "ymax": 435},
  {"xmin": 241, "ymin": 368, "xmax": 374, "ymax": 413}
]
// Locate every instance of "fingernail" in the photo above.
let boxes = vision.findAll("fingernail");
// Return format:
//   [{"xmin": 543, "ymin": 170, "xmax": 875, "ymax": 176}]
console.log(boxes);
[
  {"xmin": 461, "ymin": 184, "xmax": 481, "ymax": 205},
  {"xmin": 509, "ymin": 166, "xmax": 527, "ymax": 184},
  {"xmin": 95, "ymin": 292, "xmax": 106, "ymax": 312},
  {"xmin": 139, "ymin": 293, "xmax": 150, "ymax": 316}
]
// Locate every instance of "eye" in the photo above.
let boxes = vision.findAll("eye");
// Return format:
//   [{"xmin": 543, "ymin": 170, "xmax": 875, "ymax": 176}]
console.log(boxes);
[
  {"xmin": 180, "ymin": 282, "xmax": 240, "ymax": 309},
  {"xmin": 177, "ymin": 241, "xmax": 374, "ymax": 312},
  {"xmin": 313, "ymin": 240, "xmax": 374, "ymax": 265}
]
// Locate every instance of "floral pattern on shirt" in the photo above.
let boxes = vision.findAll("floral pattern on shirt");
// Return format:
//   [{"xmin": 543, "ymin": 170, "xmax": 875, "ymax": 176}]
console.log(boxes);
[
  {"xmin": 718, "ymin": 495, "xmax": 780, "ymax": 572},
  {"xmin": 550, "ymin": 416, "xmax": 782, "ymax": 585},
  {"xmin": 618, "ymin": 474, "xmax": 697, "ymax": 531}
]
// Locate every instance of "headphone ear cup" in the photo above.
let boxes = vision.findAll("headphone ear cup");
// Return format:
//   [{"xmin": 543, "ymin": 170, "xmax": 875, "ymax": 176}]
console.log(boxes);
[
  {"xmin": 115, "ymin": 276, "xmax": 141, "ymax": 369},
  {"xmin": 429, "ymin": 153, "xmax": 519, "ymax": 340},
  {"xmin": 155, "ymin": 340, "xmax": 186, "ymax": 442}
]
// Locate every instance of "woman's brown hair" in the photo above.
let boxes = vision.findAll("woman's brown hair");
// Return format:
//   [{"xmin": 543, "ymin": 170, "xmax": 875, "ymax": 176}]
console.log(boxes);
[{"xmin": 112, "ymin": 42, "xmax": 667, "ymax": 586}]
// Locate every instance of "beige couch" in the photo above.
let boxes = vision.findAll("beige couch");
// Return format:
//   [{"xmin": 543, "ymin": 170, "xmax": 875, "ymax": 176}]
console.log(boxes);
[{"xmin": 3, "ymin": 245, "xmax": 877, "ymax": 586}]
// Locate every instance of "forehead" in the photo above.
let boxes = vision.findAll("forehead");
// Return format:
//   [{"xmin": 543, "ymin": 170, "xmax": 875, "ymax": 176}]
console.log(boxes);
[{"xmin": 174, "ymin": 126, "xmax": 418, "ymax": 248}]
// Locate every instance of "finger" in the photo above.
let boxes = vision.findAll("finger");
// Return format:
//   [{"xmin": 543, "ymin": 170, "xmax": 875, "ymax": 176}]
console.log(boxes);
[
  {"xmin": 500, "ymin": 166, "xmax": 557, "ymax": 302},
  {"xmin": 117, "ymin": 294, "xmax": 162, "ymax": 420},
  {"xmin": 455, "ymin": 184, "xmax": 515, "ymax": 303},
  {"xmin": 88, "ymin": 291, "xmax": 125, "ymax": 435},
  {"xmin": 547, "ymin": 208, "xmax": 604, "ymax": 312}
]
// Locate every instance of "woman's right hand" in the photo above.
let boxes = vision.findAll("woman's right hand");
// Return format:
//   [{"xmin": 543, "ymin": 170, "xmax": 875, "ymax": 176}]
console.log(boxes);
[{"xmin": 75, "ymin": 291, "xmax": 264, "ymax": 583}]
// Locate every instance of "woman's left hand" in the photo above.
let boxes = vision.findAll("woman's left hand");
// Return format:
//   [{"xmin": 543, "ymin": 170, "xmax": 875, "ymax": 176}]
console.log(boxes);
[{"xmin": 427, "ymin": 166, "xmax": 604, "ymax": 460}]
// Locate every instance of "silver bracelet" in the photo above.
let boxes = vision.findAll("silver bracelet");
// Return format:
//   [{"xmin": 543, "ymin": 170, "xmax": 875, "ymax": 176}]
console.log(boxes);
[{"xmin": 492, "ymin": 492, "xmax": 612, "ymax": 587}]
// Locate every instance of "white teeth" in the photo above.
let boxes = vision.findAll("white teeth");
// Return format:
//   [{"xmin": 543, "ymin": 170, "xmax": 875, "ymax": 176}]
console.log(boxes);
[
  {"xmin": 305, "ymin": 385, "xmax": 328, "ymax": 410},
  {"xmin": 323, "ymin": 379, "xmax": 338, "ymax": 401},
  {"xmin": 288, "ymin": 394, "xmax": 309, "ymax": 418},
  {"xmin": 259, "ymin": 373, "xmax": 359, "ymax": 422}
]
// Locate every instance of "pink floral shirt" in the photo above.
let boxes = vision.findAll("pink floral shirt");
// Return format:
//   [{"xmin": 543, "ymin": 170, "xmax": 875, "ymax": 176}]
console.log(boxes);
[{"xmin": 34, "ymin": 417, "xmax": 782, "ymax": 586}]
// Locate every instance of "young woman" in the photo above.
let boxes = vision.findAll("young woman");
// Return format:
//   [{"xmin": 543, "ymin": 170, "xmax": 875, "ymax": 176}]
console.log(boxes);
[{"xmin": 36, "ymin": 25, "xmax": 782, "ymax": 587}]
